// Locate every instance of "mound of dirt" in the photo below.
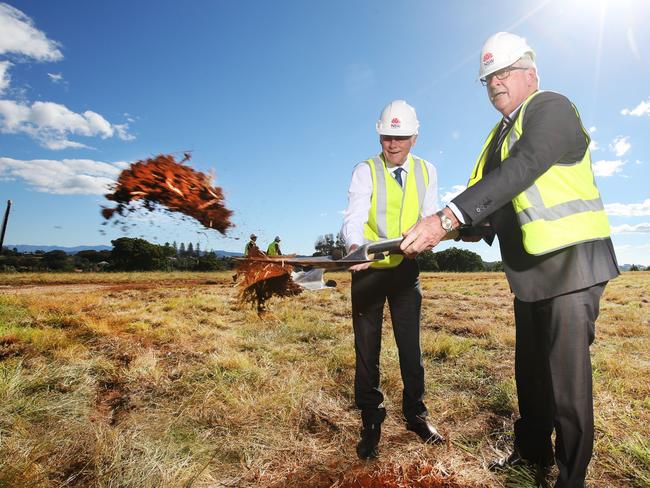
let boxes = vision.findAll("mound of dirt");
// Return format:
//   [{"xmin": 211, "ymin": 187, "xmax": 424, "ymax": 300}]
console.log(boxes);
[
  {"xmin": 102, "ymin": 153, "xmax": 233, "ymax": 233},
  {"xmin": 235, "ymin": 248, "xmax": 302, "ymax": 313}
]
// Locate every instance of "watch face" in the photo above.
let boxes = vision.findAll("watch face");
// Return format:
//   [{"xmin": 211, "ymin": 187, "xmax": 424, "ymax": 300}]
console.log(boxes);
[{"xmin": 438, "ymin": 213, "xmax": 452, "ymax": 231}]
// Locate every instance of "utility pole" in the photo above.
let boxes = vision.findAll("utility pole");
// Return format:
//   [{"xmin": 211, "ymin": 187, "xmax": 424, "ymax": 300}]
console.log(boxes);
[{"xmin": 0, "ymin": 200, "xmax": 12, "ymax": 253}]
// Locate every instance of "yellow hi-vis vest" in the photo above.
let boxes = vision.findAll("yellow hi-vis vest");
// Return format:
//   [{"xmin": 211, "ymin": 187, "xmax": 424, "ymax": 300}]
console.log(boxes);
[
  {"xmin": 267, "ymin": 242, "xmax": 280, "ymax": 256},
  {"xmin": 364, "ymin": 154, "xmax": 429, "ymax": 268},
  {"xmin": 467, "ymin": 91, "xmax": 611, "ymax": 256}
]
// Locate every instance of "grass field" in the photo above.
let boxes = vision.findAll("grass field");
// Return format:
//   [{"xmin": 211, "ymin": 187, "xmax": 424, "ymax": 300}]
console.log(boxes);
[{"xmin": 0, "ymin": 271, "xmax": 648, "ymax": 487}]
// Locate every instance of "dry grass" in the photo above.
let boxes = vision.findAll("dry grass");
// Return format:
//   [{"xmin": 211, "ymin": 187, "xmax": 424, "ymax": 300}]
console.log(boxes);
[{"xmin": 0, "ymin": 271, "xmax": 648, "ymax": 487}]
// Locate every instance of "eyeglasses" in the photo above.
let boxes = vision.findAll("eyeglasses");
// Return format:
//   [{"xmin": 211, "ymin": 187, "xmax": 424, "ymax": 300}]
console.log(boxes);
[
  {"xmin": 380, "ymin": 135, "xmax": 413, "ymax": 142},
  {"xmin": 480, "ymin": 66, "xmax": 528, "ymax": 86}
]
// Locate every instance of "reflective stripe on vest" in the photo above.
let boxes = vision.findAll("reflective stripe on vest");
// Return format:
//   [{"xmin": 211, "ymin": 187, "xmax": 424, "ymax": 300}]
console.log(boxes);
[
  {"xmin": 364, "ymin": 154, "xmax": 429, "ymax": 268},
  {"xmin": 467, "ymin": 90, "xmax": 611, "ymax": 255}
]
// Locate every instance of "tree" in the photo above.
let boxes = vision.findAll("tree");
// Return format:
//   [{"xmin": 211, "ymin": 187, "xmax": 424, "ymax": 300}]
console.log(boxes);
[
  {"xmin": 179, "ymin": 242, "xmax": 186, "ymax": 256},
  {"xmin": 187, "ymin": 242, "xmax": 194, "ymax": 256},
  {"xmin": 111, "ymin": 237, "xmax": 175, "ymax": 271},
  {"xmin": 434, "ymin": 247, "xmax": 484, "ymax": 272},
  {"xmin": 42, "ymin": 250, "xmax": 73, "ymax": 271},
  {"xmin": 484, "ymin": 261, "xmax": 504, "ymax": 272},
  {"xmin": 75, "ymin": 250, "xmax": 111, "ymax": 264},
  {"xmin": 195, "ymin": 242, "xmax": 201, "ymax": 257},
  {"xmin": 314, "ymin": 233, "xmax": 346, "ymax": 257},
  {"xmin": 416, "ymin": 251, "xmax": 439, "ymax": 271}
]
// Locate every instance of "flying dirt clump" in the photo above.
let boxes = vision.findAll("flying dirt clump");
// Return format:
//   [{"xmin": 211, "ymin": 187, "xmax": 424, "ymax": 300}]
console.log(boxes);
[
  {"xmin": 102, "ymin": 153, "xmax": 233, "ymax": 233},
  {"xmin": 236, "ymin": 247, "xmax": 302, "ymax": 313}
]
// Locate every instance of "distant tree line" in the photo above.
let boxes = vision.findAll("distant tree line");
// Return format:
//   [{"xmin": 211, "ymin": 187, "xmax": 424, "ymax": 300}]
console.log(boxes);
[
  {"xmin": 7, "ymin": 236, "xmax": 642, "ymax": 273},
  {"xmin": 416, "ymin": 247, "xmax": 501, "ymax": 272},
  {"xmin": 0, "ymin": 238, "xmax": 234, "ymax": 272}
]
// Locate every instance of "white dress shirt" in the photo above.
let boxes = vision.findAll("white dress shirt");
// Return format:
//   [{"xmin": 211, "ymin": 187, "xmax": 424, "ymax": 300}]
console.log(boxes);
[{"xmin": 340, "ymin": 154, "xmax": 439, "ymax": 251}]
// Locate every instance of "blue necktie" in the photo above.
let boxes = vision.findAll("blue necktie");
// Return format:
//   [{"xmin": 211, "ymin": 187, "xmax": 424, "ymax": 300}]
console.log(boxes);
[{"xmin": 393, "ymin": 167, "xmax": 404, "ymax": 187}]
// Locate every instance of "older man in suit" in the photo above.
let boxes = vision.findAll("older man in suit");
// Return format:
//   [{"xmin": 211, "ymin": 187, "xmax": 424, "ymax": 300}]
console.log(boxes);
[{"xmin": 400, "ymin": 32, "xmax": 618, "ymax": 488}]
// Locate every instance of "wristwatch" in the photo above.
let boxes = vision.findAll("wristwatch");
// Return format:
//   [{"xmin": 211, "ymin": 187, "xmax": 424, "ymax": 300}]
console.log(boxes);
[{"xmin": 436, "ymin": 210, "xmax": 454, "ymax": 232}]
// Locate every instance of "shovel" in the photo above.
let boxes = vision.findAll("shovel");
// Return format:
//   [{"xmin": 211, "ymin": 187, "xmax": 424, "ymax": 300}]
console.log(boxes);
[
  {"xmin": 236, "ymin": 237, "xmax": 404, "ymax": 269},
  {"xmin": 237, "ymin": 225, "xmax": 492, "ymax": 269}
]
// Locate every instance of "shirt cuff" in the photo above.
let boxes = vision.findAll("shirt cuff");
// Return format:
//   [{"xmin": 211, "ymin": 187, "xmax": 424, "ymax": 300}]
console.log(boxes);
[{"xmin": 446, "ymin": 202, "xmax": 466, "ymax": 225}]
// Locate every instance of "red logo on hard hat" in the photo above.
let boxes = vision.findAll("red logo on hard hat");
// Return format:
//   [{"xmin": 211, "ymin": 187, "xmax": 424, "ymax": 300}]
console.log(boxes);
[
  {"xmin": 482, "ymin": 52, "xmax": 494, "ymax": 66},
  {"xmin": 391, "ymin": 117, "xmax": 401, "ymax": 128}
]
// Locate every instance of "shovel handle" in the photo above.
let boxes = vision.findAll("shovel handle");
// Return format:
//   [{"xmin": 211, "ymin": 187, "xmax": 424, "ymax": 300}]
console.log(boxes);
[{"xmin": 365, "ymin": 237, "xmax": 404, "ymax": 255}]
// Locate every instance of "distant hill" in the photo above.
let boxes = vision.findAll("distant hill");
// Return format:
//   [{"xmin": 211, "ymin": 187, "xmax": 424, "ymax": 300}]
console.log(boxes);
[
  {"xmin": 4, "ymin": 244, "xmax": 243, "ymax": 258},
  {"xmin": 5, "ymin": 244, "xmax": 112, "ymax": 254}
]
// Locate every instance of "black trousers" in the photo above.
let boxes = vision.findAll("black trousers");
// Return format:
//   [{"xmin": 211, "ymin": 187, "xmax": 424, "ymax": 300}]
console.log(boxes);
[
  {"xmin": 513, "ymin": 282, "xmax": 606, "ymax": 488},
  {"xmin": 351, "ymin": 258, "xmax": 426, "ymax": 426}
]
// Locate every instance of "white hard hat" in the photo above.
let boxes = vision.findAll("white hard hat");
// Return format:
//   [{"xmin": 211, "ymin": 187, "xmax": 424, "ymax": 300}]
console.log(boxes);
[
  {"xmin": 250, "ymin": 233, "xmax": 257, "ymax": 239},
  {"xmin": 274, "ymin": 236, "xmax": 281, "ymax": 242},
  {"xmin": 478, "ymin": 32, "xmax": 535, "ymax": 81},
  {"xmin": 376, "ymin": 100, "xmax": 419, "ymax": 136}
]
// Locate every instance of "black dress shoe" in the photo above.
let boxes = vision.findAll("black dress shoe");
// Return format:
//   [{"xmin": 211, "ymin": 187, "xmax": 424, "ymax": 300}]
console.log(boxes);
[
  {"xmin": 405, "ymin": 416, "xmax": 445, "ymax": 444},
  {"xmin": 356, "ymin": 423, "xmax": 381, "ymax": 460},
  {"xmin": 489, "ymin": 448, "xmax": 554, "ymax": 472}
]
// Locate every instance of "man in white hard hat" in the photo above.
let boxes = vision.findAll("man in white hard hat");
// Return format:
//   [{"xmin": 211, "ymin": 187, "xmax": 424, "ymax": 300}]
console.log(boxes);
[
  {"xmin": 266, "ymin": 236, "xmax": 282, "ymax": 256},
  {"xmin": 244, "ymin": 233, "xmax": 259, "ymax": 256},
  {"xmin": 340, "ymin": 100, "xmax": 444, "ymax": 460},
  {"xmin": 400, "ymin": 33, "xmax": 618, "ymax": 487}
]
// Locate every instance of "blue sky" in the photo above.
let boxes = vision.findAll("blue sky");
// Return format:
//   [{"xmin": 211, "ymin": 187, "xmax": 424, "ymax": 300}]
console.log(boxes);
[{"xmin": 1, "ymin": 0, "xmax": 649, "ymax": 264}]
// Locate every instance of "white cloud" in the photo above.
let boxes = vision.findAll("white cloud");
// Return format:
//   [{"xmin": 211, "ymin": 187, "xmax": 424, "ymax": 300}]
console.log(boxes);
[
  {"xmin": 47, "ymin": 72, "xmax": 63, "ymax": 83},
  {"xmin": 0, "ymin": 3, "xmax": 63, "ymax": 61},
  {"xmin": 611, "ymin": 223, "xmax": 650, "ymax": 234},
  {"xmin": 605, "ymin": 199, "xmax": 650, "ymax": 216},
  {"xmin": 621, "ymin": 98, "xmax": 650, "ymax": 117},
  {"xmin": 440, "ymin": 184, "xmax": 466, "ymax": 204},
  {"xmin": 0, "ymin": 5, "xmax": 136, "ymax": 150},
  {"xmin": 592, "ymin": 159, "xmax": 625, "ymax": 177},
  {"xmin": 0, "ymin": 60, "xmax": 10, "ymax": 94},
  {"xmin": 0, "ymin": 156, "xmax": 125, "ymax": 194},
  {"xmin": 610, "ymin": 136, "xmax": 631, "ymax": 157},
  {"xmin": 589, "ymin": 139, "xmax": 599, "ymax": 151},
  {"xmin": 588, "ymin": 126, "xmax": 597, "ymax": 133},
  {"xmin": 114, "ymin": 123, "xmax": 135, "ymax": 141},
  {"xmin": 0, "ymin": 100, "xmax": 134, "ymax": 149}
]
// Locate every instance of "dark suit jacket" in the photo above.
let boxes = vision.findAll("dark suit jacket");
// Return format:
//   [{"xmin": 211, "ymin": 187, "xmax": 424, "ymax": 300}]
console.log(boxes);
[{"xmin": 452, "ymin": 91, "xmax": 619, "ymax": 301}]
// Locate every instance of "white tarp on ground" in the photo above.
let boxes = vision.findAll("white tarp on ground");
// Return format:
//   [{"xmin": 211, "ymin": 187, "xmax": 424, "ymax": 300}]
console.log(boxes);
[{"xmin": 291, "ymin": 268, "xmax": 330, "ymax": 290}]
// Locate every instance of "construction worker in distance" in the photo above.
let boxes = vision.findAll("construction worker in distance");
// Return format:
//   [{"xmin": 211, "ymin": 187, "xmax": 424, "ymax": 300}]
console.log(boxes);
[
  {"xmin": 340, "ymin": 100, "xmax": 444, "ymax": 460},
  {"xmin": 400, "ymin": 33, "xmax": 619, "ymax": 488},
  {"xmin": 233, "ymin": 233, "xmax": 261, "ymax": 282},
  {"xmin": 266, "ymin": 236, "xmax": 282, "ymax": 256},
  {"xmin": 244, "ymin": 233, "xmax": 259, "ymax": 256}
]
